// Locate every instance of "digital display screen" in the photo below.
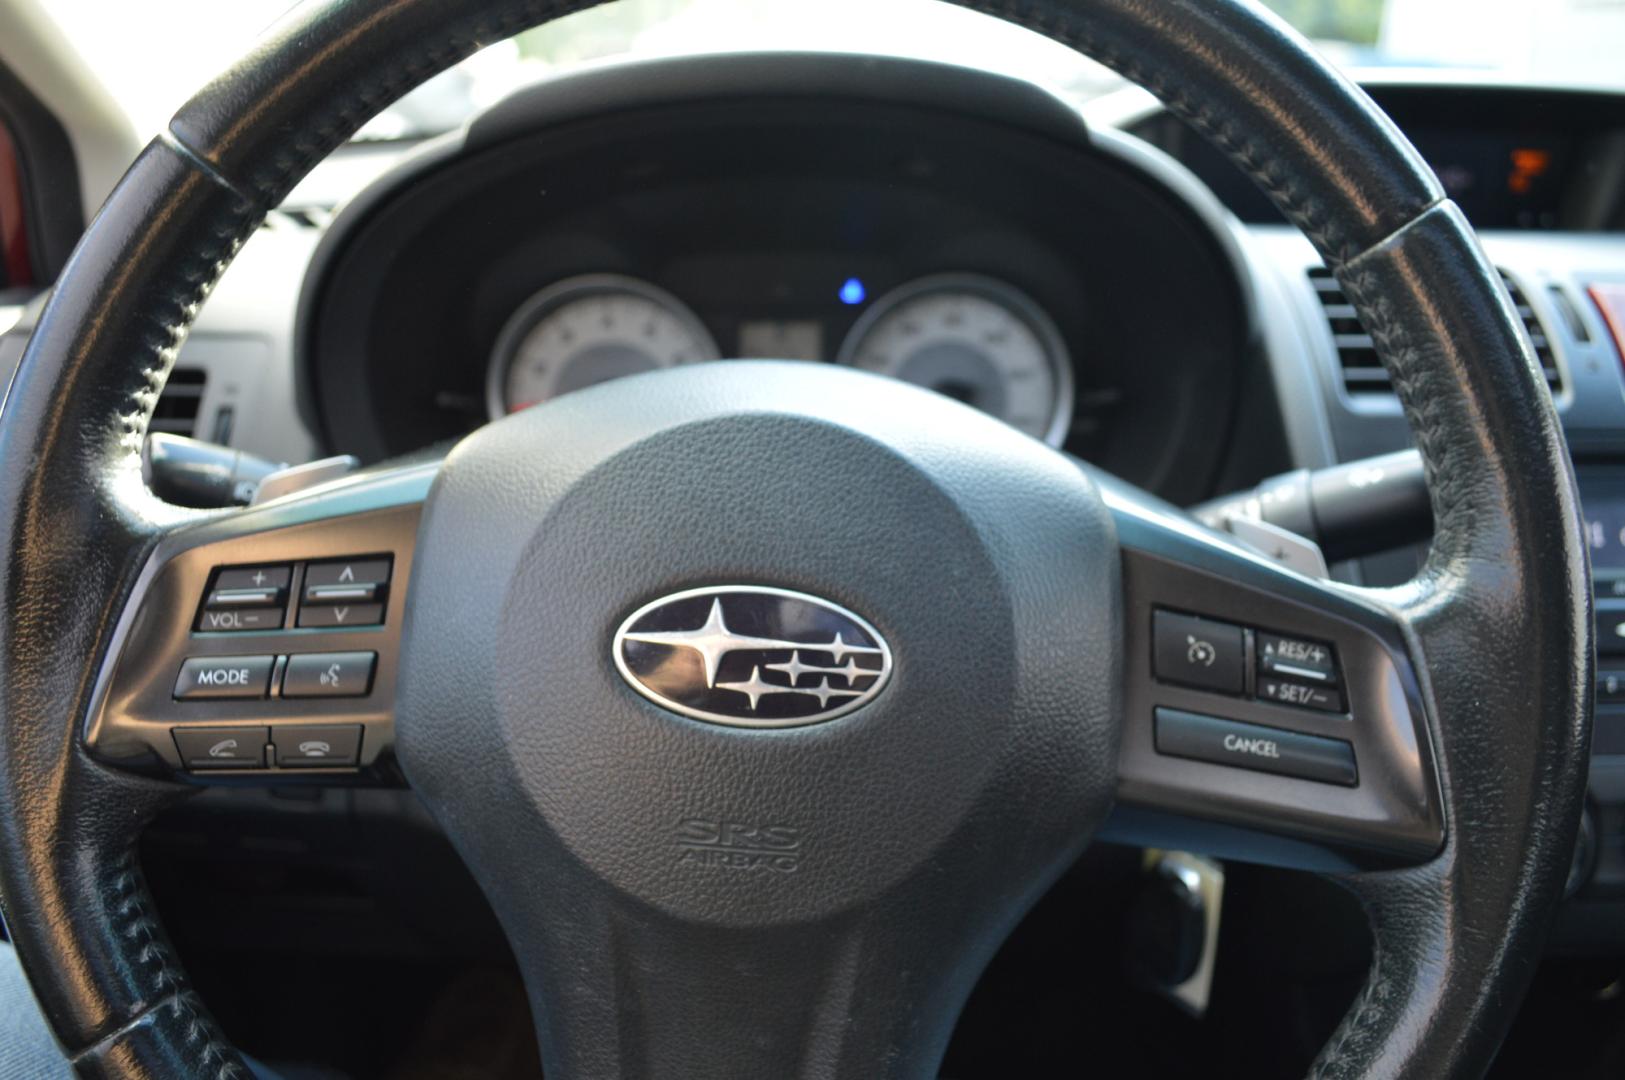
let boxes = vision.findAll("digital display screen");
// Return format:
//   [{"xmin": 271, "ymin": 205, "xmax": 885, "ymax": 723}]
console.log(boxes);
[
  {"xmin": 738, "ymin": 320, "xmax": 824, "ymax": 361},
  {"xmin": 1408, "ymin": 129, "xmax": 1574, "ymax": 231}
]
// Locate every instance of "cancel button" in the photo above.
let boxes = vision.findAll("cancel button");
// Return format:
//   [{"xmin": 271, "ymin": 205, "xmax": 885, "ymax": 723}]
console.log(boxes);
[{"xmin": 1154, "ymin": 707, "xmax": 1356, "ymax": 787}]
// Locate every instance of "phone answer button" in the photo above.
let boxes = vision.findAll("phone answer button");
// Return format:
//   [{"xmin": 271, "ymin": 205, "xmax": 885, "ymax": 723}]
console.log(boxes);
[
  {"xmin": 173, "ymin": 727, "xmax": 268, "ymax": 769},
  {"xmin": 272, "ymin": 725, "xmax": 362, "ymax": 767}
]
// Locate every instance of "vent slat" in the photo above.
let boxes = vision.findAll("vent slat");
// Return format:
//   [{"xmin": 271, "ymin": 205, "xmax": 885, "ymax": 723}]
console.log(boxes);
[
  {"xmin": 1308, "ymin": 267, "xmax": 1563, "ymax": 398},
  {"xmin": 151, "ymin": 367, "xmax": 207, "ymax": 438}
]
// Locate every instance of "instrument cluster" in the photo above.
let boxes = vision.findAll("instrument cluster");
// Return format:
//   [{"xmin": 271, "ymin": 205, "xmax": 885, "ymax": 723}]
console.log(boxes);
[{"xmin": 487, "ymin": 271, "xmax": 1075, "ymax": 447}]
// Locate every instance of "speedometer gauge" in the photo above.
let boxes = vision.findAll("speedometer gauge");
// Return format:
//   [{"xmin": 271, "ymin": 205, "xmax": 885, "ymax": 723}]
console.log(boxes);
[
  {"xmin": 835, "ymin": 275, "xmax": 1073, "ymax": 446},
  {"xmin": 486, "ymin": 274, "xmax": 720, "ymax": 418}
]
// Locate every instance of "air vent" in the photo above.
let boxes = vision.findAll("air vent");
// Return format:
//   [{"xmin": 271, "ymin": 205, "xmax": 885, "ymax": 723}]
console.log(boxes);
[
  {"xmin": 1308, "ymin": 267, "xmax": 1563, "ymax": 397},
  {"xmin": 1498, "ymin": 271, "xmax": 1563, "ymax": 395},
  {"xmin": 150, "ymin": 367, "xmax": 207, "ymax": 436}
]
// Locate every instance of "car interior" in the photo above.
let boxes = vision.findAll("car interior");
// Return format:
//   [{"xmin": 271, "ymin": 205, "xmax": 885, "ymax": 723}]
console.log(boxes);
[{"xmin": 0, "ymin": 0, "xmax": 1621, "ymax": 1077}]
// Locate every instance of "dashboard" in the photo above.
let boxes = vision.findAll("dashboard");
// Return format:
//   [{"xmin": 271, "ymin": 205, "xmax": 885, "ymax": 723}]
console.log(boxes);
[
  {"xmin": 295, "ymin": 55, "xmax": 1252, "ymax": 505},
  {"xmin": 7, "ymin": 55, "xmax": 1625, "ymax": 1050},
  {"xmin": 1131, "ymin": 82, "xmax": 1625, "ymax": 233}
]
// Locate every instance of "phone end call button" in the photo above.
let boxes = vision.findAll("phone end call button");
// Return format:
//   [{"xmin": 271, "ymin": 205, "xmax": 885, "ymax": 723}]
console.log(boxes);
[
  {"xmin": 272, "ymin": 725, "xmax": 362, "ymax": 767},
  {"xmin": 173, "ymin": 727, "xmax": 268, "ymax": 769}
]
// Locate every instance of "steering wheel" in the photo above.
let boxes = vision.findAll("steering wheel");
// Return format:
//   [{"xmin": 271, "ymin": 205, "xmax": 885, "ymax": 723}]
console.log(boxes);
[{"xmin": 0, "ymin": 0, "xmax": 1592, "ymax": 1077}]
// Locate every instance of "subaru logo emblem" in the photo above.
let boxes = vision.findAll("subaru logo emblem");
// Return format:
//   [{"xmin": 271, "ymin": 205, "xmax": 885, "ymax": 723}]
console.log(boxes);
[{"xmin": 613, "ymin": 586, "xmax": 893, "ymax": 728}]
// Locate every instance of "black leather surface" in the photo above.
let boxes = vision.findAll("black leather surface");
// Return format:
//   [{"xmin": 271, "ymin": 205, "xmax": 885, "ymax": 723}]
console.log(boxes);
[
  {"xmin": 398, "ymin": 363, "xmax": 1122, "ymax": 1077},
  {"xmin": 0, "ymin": 1, "xmax": 1586, "ymax": 1078},
  {"xmin": 1307, "ymin": 203, "xmax": 1591, "ymax": 1078},
  {"xmin": 0, "ymin": 144, "xmax": 254, "ymax": 1077}
]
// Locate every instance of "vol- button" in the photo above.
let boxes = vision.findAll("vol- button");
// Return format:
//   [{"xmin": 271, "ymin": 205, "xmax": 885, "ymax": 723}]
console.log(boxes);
[{"xmin": 198, "ymin": 608, "xmax": 283, "ymax": 632}]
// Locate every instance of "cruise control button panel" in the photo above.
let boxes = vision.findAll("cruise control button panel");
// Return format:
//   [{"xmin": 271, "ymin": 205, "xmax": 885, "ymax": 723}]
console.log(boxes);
[
  {"xmin": 1152, "ymin": 609, "xmax": 1345, "ymax": 717},
  {"xmin": 1154, "ymin": 707, "xmax": 1357, "ymax": 787}
]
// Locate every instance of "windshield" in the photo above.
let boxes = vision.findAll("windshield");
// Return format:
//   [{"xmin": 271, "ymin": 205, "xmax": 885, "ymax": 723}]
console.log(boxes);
[{"xmin": 39, "ymin": 0, "xmax": 1625, "ymax": 141}]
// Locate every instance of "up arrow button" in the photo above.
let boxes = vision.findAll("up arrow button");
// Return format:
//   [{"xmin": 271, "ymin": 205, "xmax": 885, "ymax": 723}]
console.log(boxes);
[{"xmin": 305, "ymin": 558, "xmax": 391, "ymax": 589}]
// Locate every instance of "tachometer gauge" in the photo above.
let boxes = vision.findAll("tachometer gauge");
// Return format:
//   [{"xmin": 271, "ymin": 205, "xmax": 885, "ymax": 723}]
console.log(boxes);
[
  {"xmin": 486, "ymin": 274, "xmax": 720, "ymax": 417},
  {"xmin": 835, "ymin": 274, "xmax": 1073, "ymax": 446}
]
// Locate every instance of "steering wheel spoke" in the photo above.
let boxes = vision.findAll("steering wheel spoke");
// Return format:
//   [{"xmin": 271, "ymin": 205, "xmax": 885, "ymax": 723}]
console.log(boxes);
[
  {"xmin": 1097, "ymin": 478, "xmax": 1444, "ymax": 871},
  {"xmin": 84, "ymin": 461, "xmax": 435, "ymax": 783}
]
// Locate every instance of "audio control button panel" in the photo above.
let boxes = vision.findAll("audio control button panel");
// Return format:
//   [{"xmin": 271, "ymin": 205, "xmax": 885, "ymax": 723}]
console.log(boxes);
[{"xmin": 83, "ymin": 481, "xmax": 427, "ymax": 784}]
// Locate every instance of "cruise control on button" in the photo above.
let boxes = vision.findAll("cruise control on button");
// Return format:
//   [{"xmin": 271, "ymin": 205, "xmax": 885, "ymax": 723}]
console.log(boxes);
[{"xmin": 1152, "ymin": 610, "xmax": 1245, "ymax": 695}]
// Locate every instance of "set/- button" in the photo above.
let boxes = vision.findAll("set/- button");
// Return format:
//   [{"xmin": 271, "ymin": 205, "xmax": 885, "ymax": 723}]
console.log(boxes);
[{"xmin": 1258, "ymin": 676, "xmax": 1344, "ymax": 714}]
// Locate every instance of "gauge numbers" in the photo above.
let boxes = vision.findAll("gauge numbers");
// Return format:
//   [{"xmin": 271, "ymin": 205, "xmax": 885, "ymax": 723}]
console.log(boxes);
[
  {"xmin": 487, "ymin": 275, "xmax": 720, "ymax": 417},
  {"xmin": 836, "ymin": 275, "xmax": 1072, "ymax": 445}
]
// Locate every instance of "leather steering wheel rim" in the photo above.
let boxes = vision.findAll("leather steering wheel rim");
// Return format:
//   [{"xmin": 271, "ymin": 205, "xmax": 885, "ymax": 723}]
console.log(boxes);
[{"xmin": 0, "ymin": 1, "xmax": 1590, "ymax": 1077}]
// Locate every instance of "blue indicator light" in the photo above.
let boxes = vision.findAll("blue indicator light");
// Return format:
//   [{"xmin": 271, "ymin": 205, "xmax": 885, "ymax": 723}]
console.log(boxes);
[{"xmin": 838, "ymin": 277, "xmax": 866, "ymax": 305}]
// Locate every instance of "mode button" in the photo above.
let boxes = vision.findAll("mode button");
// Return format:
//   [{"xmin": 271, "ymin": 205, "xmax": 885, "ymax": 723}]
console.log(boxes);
[{"xmin": 174, "ymin": 655, "xmax": 274, "ymax": 700}]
